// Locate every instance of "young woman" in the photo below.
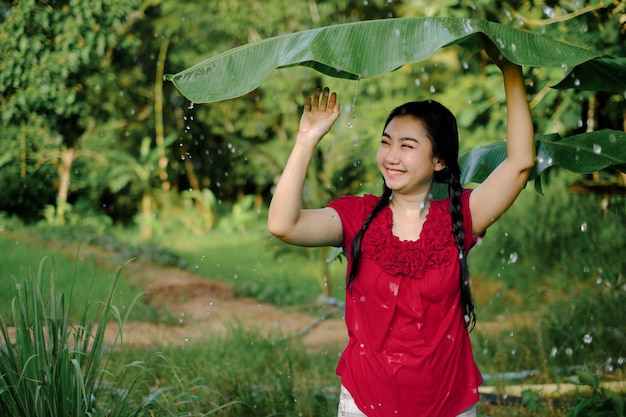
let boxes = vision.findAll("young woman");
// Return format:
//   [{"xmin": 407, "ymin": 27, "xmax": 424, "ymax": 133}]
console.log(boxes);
[{"xmin": 268, "ymin": 43, "xmax": 535, "ymax": 417}]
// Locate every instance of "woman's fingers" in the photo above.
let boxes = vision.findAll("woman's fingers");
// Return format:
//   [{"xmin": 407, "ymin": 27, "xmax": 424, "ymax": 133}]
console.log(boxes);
[{"xmin": 304, "ymin": 87, "xmax": 337, "ymax": 113}]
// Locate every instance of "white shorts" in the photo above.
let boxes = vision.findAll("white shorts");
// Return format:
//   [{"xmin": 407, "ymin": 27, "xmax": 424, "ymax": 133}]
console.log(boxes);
[{"xmin": 337, "ymin": 384, "xmax": 477, "ymax": 417}]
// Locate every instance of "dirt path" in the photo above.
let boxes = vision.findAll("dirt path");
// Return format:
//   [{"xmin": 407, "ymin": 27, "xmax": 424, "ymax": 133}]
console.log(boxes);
[{"xmin": 102, "ymin": 256, "xmax": 348, "ymax": 353}]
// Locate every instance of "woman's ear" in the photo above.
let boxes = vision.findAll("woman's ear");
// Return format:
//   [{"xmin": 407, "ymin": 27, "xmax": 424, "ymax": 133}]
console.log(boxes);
[{"xmin": 434, "ymin": 158, "xmax": 446, "ymax": 172}]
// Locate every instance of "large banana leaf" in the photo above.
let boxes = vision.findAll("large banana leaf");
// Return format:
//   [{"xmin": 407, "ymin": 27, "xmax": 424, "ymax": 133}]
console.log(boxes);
[{"xmin": 164, "ymin": 17, "xmax": 625, "ymax": 103}]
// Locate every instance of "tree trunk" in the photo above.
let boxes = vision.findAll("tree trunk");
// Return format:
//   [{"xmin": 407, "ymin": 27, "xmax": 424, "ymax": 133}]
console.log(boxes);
[
  {"xmin": 155, "ymin": 36, "xmax": 171, "ymax": 190},
  {"xmin": 56, "ymin": 147, "xmax": 75, "ymax": 224},
  {"xmin": 140, "ymin": 192, "xmax": 153, "ymax": 239}
]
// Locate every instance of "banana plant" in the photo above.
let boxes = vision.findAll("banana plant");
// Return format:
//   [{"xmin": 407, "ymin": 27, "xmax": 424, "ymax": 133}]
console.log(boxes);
[{"xmin": 165, "ymin": 17, "xmax": 626, "ymax": 183}]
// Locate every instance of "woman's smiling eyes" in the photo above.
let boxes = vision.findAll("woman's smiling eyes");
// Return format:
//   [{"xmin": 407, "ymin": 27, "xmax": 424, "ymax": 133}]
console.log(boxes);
[{"xmin": 380, "ymin": 136, "xmax": 418, "ymax": 149}]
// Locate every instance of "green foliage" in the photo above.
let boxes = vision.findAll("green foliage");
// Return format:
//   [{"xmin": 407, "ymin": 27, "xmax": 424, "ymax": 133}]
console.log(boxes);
[
  {"xmin": 567, "ymin": 371, "xmax": 625, "ymax": 417},
  {"xmin": 473, "ymin": 283, "xmax": 626, "ymax": 376},
  {"xmin": 470, "ymin": 170, "xmax": 626, "ymax": 290},
  {"xmin": 2, "ymin": 0, "xmax": 624, "ymax": 230},
  {"xmin": 540, "ymin": 286, "xmax": 626, "ymax": 370}
]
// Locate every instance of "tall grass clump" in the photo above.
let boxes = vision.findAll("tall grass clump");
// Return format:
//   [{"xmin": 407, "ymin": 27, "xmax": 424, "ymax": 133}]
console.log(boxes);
[
  {"xmin": 0, "ymin": 257, "xmax": 148, "ymax": 416},
  {"xmin": 111, "ymin": 326, "xmax": 341, "ymax": 417}
]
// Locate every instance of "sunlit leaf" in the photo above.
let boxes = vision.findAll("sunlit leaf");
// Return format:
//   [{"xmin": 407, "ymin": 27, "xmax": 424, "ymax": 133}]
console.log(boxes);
[{"xmin": 164, "ymin": 17, "xmax": 624, "ymax": 103}]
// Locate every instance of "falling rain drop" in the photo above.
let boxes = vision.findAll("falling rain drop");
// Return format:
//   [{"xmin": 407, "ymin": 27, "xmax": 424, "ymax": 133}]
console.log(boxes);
[
  {"xmin": 580, "ymin": 222, "xmax": 587, "ymax": 232},
  {"xmin": 508, "ymin": 252, "xmax": 518, "ymax": 264},
  {"xmin": 583, "ymin": 334, "xmax": 592, "ymax": 344}
]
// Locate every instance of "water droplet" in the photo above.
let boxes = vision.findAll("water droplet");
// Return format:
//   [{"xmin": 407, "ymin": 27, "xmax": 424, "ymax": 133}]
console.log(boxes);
[
  {"xmin": 543, "ymin": 6, "xmax": 555, "ymax": 18},
  {"xmin": 429, "ymin": 85, "xmax": 436, "ymax": 93},
  {"xmin": 583, "ymin": 334, "xmax": 592, "ymax": 344},
  {"xmin": 565, "ymin": 347, "xmax": 573, "ymax": 356},
  {"xmin": 550, "ymin": 346, "xmax": 558, "ymax": 357},
  {"xmin": 580, "ymin": 222, "xmax": 587, "ymax": 232},
  {"xmin": 574, "ymin": 79, "xmax": 580, "ymax": 87},
  {"xmin": 508, "ymin": 252, "xmax": 518, "ymax": 264},
  {"xmin": 593, "ymin": 143, "xmax": 602, "ymax": 154}
]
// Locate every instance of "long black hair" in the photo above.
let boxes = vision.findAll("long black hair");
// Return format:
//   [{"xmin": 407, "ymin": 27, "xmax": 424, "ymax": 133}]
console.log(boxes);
[{"xmin": 347, "ymin": 100, "xmax": 476, "ymax": 330}]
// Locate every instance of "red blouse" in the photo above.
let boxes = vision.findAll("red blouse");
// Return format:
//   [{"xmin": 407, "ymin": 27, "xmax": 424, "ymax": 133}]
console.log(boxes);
[{"xmin": 327, "ymin": 190, "xmax": 482, "ymax": 417}]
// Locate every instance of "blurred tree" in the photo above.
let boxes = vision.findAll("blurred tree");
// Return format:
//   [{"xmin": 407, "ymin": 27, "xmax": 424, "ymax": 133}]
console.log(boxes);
[{"xmin": 0, "ymin": 0, "xmax": 153, "ymax": 223}]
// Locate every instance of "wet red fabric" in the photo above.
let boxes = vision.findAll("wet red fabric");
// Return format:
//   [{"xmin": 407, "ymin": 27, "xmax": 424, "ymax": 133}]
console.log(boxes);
[{"xmin": 327, "ymin": 190, "xmax": 482, "ymax": 417}]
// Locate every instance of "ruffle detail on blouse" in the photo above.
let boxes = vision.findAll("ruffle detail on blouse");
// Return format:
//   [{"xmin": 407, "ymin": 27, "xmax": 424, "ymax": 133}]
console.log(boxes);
[{"xmin": 360, "ymin": 200, "xmax": 457, "ymax": 279}]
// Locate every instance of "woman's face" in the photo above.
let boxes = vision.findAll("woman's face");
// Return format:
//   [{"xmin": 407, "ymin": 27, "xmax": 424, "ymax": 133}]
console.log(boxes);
[{"xmin": 376, "ymin": 115, "xmax": 445, "ymax": 194}]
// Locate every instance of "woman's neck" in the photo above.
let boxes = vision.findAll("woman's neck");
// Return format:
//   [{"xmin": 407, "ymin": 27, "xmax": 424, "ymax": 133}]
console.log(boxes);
[{"xmin": 389, "ymin": 191, "xmax": 431, "ymax": 218}]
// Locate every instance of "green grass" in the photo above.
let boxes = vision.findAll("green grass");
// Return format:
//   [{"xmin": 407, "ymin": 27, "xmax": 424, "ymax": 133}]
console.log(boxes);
[
  {"xmin": 0, "ymin": 233, "xmax": 155, "ymax": 323},
  {"xmin": 107, "ymin": 326, "xmax": 342, "ymax": 417}
]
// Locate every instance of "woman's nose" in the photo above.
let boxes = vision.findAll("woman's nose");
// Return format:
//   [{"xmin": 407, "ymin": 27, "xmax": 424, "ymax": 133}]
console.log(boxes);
[{"xmin": 384, "ymin": 145, "xmax": 400, "ymax": 163}]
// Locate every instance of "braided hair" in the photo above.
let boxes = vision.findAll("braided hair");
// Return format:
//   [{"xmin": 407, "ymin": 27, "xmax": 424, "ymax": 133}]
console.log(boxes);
[{"xmin": 347, "ymin": 100, "xmax": 476, "ymax": 330}]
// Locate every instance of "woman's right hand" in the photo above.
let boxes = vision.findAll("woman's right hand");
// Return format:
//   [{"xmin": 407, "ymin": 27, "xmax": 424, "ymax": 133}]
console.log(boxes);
[{"xmin": 298, "ymin": 87, "xmax": 340, "ymax": 143}]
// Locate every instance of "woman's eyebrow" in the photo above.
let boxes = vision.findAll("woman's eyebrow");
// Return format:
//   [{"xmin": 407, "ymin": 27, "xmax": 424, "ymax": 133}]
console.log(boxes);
[{"xmin": 382, "ymin": 132, "xmax": 418, "ymax": 142}]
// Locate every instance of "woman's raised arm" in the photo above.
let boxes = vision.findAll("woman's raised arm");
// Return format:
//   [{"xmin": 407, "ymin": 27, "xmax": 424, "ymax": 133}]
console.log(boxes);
[
  {"xmin": 470, "ymin": 39, "xmax": 536, "ymax": 236},
  {"xmin": 267, "ymin": 87, "xmax": 344, "ymax": 247}
]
